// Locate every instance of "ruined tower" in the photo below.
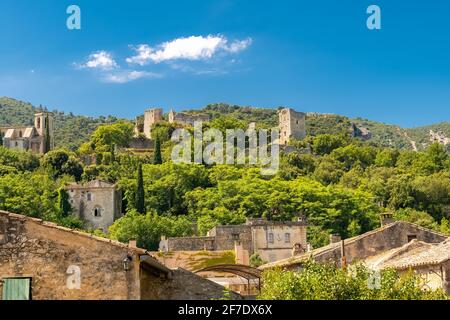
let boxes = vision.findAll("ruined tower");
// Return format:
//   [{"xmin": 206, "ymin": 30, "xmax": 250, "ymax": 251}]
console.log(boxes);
[
  {"xmin": 278, "ymin": 108, "xmax": 306, "ymax": 145},
  {"xmin": 143, "ymin": 108, "xmax": 163, "ymax": 139}
]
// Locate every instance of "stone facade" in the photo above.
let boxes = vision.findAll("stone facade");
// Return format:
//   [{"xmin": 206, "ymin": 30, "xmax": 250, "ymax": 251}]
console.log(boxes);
[
  {"xmin": 65, "ymin": 180, "xmax": 123, "ymax": 233},
  {"xmin": 160, "ymin": 218, "xmax": 307, "ymax": 263},
  {"xmin": 168, "ymin": 109, "xmax": 210, "ymax": 126},
  {"xmin": 278, "ymin": 108, "xmax": 306, "ymax": 145},
  {"xmin": 1, "ymin": 112, "xmax": 54, "ymax": 154},
  {"xmin": 0, "ymin": 211, "xmax": 239, "ymax": 300}
]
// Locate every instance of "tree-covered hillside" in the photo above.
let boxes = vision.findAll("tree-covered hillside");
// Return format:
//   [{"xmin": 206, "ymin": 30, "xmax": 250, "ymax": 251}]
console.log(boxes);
[
  {"xmin": 0, "ymin": 97, "xmax": 121, "ymax": 150},
  {"xmin": 1, "ymin": 97, "xmax": 448, "ymax": 151}
]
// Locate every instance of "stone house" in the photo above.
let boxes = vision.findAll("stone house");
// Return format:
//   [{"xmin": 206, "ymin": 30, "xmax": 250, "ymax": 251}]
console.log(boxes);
[
  {"xmin": 159, "ymin": 218, "xmax": 308, "ymax": 263},
  {"xmin": 260, "ymin": 221, "xmax": 448, "ymax": 272},
  {"xmin": 65, "ymin": 180, "xmax": 123, "ymax": 233},
  {"xmin": 278, "ymin": 108, "xmax": 306, "ymax": 145},
  {"xmin": 1, "ymin": 112, "xmax": 54, "ymax": 154},
  {"xmin": 0, "ymin": 210, "xmax": 241, "ymax": 300},
  {"xmin": 364, "ymin": 239, "xmax": 450, "ymax": 293}
]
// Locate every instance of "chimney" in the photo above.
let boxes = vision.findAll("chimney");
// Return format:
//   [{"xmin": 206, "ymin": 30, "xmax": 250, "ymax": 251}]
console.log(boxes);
[
  {"xmin": 128, "ymin": 240, "xmax": 137, "ymax": 248},
  {"xmin": 380, "ymin": 212, "xmax": 394, "ymax": 227},
  {"xmin": 330, "ymin": 234, "xmax": 341, "ymax": 244}
]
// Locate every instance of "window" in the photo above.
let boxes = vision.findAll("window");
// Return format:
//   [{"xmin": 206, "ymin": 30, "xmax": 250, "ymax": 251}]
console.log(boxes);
[
  {"xmin": 87, "ymin": 193, "xmax": 92, "ymax": 201},
  {"xmin": 15, "ymin": 142, "xmax": 18, "ymax": 147},
  {"xmin": 2, "ymin": 278, "xmax": 31, "ymax": 300},
  {"xmin": 19, "ymin": 131, "xmax": 22, "ymax": 138},
  {"xmin": 232, "ymin": 234, "xmax": 240, "ymax": 241},
  {"xmin": 407, "ymin": 235, "xmax": 417, "ymax": 242},
  {"xmin": 285, "ymin": 233, "xmax": 291, "ymax": 244},
  {"xmin": 93, "ymin": 207, "xmax": 102, "ymax": 217},
  {"xmin": 268, "ymin": 233, "xmax": 274, "ymax": 244},
  {"xmin": 37, "ymin": 118, "xmax": 41, "ymax": 129}
]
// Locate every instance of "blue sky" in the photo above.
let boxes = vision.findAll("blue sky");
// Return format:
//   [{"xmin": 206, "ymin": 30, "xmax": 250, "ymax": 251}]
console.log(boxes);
[{"xmin": 0, "ymin": 0, "xmax": 449, "ymax": 127}]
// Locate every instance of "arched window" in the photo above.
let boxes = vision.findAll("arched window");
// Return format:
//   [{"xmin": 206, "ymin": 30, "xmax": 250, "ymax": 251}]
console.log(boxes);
[
  {"xmin": 19, "ymin": 131, "xmax": 22, "ymax": 138},
  {"xmin": 37, "ymin": 118, "xmax": 41, "ymax": 129},
  {"xmin": 93, "ymin": 207, "xmax": 102, "ymax": 217}
]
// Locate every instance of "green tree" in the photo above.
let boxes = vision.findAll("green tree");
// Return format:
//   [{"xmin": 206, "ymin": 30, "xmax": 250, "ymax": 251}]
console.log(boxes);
[
  {"xmin": 109, "ymin": 210, "xmax": 194, "ymax": 250},
  {"xmin": 153, "ymin": 135, "xmax": 163, "ymax": 165},
  {"xmin": 41, "ymin": 149, "xmax": 84, "ymax": 181},
  {"xmin": 135, "ymin": 163, "xmax": 145, "ymax": 214},
  {"xmin": 45, "ymin": 114, "xmax": 51, "ymax": 153},
  {"xmin": 259, "ymin": 262, "xmax": 447, "ymax": 300},
  {"xmin": 57, "ymin": 187, "xmax": 72, "ymax": 217},
  {"xmin": 312, "ymin": 134, "xmax": 347, "ymax": 155}
]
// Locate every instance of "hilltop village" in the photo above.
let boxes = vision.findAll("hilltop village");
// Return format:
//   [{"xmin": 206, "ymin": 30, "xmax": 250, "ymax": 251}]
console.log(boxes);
[{"xmin": 0, "ymin": 102, "xmax": 449, "ymax": 300}]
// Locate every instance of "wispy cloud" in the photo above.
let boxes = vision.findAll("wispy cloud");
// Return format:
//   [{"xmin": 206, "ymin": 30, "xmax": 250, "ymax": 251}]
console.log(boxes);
[
  {"xmin": 126, "ymin": 35, "xmax": 252, "ymax": 65},
  {"xmin": 78, "ymin": 51, "xmax": 118, "ymax": 70},
  {"xmin": 103, "ymin": 70, "xmax": 160, "ymax": 84},
  {"xmin": 74, "ymin": 35, "xmax": 251, "ymax": 83}
]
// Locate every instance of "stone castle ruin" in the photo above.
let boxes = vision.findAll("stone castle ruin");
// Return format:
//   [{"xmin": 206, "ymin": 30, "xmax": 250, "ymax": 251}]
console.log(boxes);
[
  {"xmin": 134, "ymin": 107, "xmax": 306, "ymax": 147},
  {"xmin": 278, "ymin": 108, "xmax": 306, "ymax": 145}
]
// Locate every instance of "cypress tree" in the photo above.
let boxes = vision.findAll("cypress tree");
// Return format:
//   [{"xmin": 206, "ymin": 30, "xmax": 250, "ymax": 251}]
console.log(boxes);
[
  {"xmin": 45, "ymin": 114, "xmax": 51, "ymax": 153},
  {"xmin": 135, "ymin": 163, "xmax": 145, "ymax": 214},
  {"xmin": 153, "ymin": 135, "xmax": 163, "ymax": 165},
  {"xmin": 57, "ymin": 188, "xmax": 71, "ymax": 217}
]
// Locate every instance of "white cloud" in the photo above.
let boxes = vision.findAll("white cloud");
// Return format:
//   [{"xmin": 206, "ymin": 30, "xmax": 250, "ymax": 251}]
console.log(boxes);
[
  {"xmin": 126, "ymin": 35, "xmax": 252, "ymax": 65},
  {"xmin": 80, "ymin": 51, "xmax": 118, "ymax": 70},
  {"xmin": 103, "ymin": 70, "xmax": 160, "ymax": 84}
]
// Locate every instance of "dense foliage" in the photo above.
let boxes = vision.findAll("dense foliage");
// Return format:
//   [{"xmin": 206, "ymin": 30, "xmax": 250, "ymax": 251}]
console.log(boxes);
[{"xmin": 259, "ymin": 262, "xmax": 448, "ymax": 300}]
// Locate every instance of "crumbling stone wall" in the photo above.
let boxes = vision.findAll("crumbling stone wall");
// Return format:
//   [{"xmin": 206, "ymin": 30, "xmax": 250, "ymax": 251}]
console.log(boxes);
[
  {"xmin": 0, "ymin": 212, "xmax": 141, "ymax": 300},
  {"xmin": 162, "ymin": 236, "xmax": 216, "ymax": 252}
]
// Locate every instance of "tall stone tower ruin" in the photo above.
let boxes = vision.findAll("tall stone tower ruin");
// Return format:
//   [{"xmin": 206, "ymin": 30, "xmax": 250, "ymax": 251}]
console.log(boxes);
[
  {"xmin": 143, "ymin": 108, "xmax": 163, "ymax": 139},
  {"xmin": 278, "ymin": 108, "xmax": 306, "ymax": 145}
]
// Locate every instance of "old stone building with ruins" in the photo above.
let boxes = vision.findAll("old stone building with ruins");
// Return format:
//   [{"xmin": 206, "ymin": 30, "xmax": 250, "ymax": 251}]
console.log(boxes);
[
  {"xmin": 168, "ymin": 109, "xmax": 210, "ymax": 126},
  {"xmin": 0, "ymin": 210, "xmax": 240, "ymax": 300},
  {"xmin": 134, "ymin": 107, "xmax": 212, "ymax": 142},
  {"xmin": 160, "ymin": 218, "xmax": 307, "ymax": 263},
  {"xmin": 65, "ymin": 180, "xmax": 123, "ymax": 233},
  {"xmin": 0, "ymin": 112, "xmax": 54, "ymax": 154},
  {"xmin": 278, "ymin": 108, "xmax": 306, "ymax": 145}
]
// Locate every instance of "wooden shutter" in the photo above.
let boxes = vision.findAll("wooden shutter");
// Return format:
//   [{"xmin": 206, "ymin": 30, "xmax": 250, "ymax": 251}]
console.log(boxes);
[{"xmin": 2, "ymin": 278, "xmax": 31, "ymax": 300}]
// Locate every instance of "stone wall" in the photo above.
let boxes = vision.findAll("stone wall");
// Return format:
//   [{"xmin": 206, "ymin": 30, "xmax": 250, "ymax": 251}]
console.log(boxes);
[
  {"xmin": 140, "ymin": 268, "xmax": 242, "ymax": 300},
  {"xmin": 162, "ymin": 236, "xmax": 216, "ymax": 252},
  {"xmin": 210, "ymin": 225, "xmax": 253, "ymax": 252},
  {"xmin": 0, "ymin": 211, "xmax": 141, "ymax": 300}
]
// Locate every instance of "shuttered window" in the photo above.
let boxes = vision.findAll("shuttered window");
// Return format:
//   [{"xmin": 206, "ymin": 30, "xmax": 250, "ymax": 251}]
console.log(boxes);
[{"xmin": 2, "ymin": 278, "xmax": 31, "ymax": 300}]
